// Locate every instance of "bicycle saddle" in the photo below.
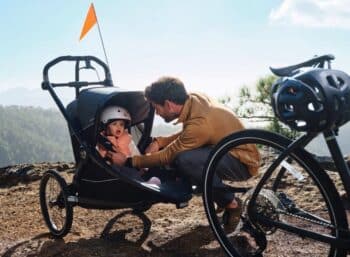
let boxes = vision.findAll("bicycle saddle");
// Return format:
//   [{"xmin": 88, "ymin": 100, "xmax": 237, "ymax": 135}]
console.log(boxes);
[{"xmin": 270, "ymin": 54, "xmax": 335, "ymax": 77}]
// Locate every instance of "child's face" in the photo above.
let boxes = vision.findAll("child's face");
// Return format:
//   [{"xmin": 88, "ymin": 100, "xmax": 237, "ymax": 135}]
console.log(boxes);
[{"xmin": 106, "ymin": 120, "xmax": 126, "ymax": 137}]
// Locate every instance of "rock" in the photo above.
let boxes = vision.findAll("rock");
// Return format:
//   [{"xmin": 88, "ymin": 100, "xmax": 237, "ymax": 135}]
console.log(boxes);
[{"xmin": 0, "ymin": 162, "xmax": 74, "ymax": 187}]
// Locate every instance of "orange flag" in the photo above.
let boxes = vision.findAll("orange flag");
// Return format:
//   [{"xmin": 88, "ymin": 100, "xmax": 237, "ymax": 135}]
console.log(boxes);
[{"xmin": 79, "ymin": 3, "xmax": 97, "ymax": 41}]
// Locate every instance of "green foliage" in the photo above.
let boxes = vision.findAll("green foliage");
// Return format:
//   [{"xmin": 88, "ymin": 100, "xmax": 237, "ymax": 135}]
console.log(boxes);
[
  {"xmin": 266, "ymin": 119, "xmax": 299, "ymax": 139},
  {"xmin": 226, "ymin": 75, "xmax": 299, "ymax": 139},
  {"xmin": 0, "ymin": 105, "xmax": 73, "ymax": 167}
]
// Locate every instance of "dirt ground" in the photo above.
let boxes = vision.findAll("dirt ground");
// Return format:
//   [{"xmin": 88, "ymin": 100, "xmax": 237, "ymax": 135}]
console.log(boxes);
[
  {"xmin": 0, "ymin": 163, "xmax": 226, "ymax": 257},
  {"xmin": 1, "ymin": 163, "xmax": 350, "ymax": 257}
]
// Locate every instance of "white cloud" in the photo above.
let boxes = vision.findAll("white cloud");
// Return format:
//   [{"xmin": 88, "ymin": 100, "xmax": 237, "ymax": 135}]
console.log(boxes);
[{"xmin": 269, "ymin": 0, "xmax": 350, "ymax": 29}]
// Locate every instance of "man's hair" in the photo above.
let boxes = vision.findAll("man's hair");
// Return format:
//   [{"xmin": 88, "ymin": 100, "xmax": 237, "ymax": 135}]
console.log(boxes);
[{"xmin": 145, "ymin": 76, "xmax": 189, "ymax": 105}]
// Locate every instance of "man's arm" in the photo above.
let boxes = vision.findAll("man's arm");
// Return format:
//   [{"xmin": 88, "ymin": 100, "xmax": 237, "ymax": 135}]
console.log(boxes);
[
  {"xmin": 145, "ymin": 131, "xmax": 182, "ymax": 154},
  {"xmin": 133, "ymin": 120, "xmax": 210, "ymax": 168},
  {"xmin": 155, "ymin": 131, "xmax": 182, "ymax": 148}
]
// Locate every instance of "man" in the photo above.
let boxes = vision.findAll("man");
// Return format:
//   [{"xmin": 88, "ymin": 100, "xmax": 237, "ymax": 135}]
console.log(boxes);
[{"xmin": 108, "ymin": 76, "xmax": 260, "ymax": 227}]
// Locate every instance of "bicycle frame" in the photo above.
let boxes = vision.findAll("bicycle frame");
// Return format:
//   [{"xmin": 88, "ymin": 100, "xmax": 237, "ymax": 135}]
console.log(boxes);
[{"xmin": 323, "ymin": 129, "xmax": 350, "ymax": 197}]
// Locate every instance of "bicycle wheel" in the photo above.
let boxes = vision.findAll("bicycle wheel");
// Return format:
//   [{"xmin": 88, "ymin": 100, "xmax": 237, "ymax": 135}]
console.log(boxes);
[
  {"xmin": 40, "ymin": 170, "xmax": 73, "ymax": 238},
  {"xmin": 203, "ymin": 129, "xmax": 348, "ymax": 257}
]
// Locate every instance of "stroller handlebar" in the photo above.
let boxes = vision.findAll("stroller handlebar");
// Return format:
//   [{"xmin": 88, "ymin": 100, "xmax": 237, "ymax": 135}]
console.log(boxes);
[
  {"xmin": 42, "ymin": 80, "xmax": 112, "ymax": 90},
  {"xmin": 41, "ymin": 55, "xmax": 114, "ymax": 148},
  {"xmin": 42, "ymin": 55, "xmax": 113, "ymax": 90}
]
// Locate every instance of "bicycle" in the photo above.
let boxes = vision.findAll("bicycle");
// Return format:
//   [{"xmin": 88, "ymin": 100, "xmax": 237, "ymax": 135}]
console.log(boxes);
[{"xmin": 203, "ymin": 54, "xmax": 350, "ymax": 257}]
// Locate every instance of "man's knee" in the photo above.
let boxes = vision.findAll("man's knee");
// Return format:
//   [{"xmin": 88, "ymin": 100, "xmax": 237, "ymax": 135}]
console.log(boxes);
[
  {"xmin": 173, "ymin": 151, "xmax": 191, "ymax": 169},
  {"xmin": 173, "ymin": 151, "xmax": 202, "ymax": 185},
  {"xmin": 174, "ymin": 147, "xmax": 212, "ymax": 165}
]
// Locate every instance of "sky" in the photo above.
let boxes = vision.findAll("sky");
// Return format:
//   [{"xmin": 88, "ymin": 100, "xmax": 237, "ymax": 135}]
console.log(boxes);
[{"xmin": 1, "ymin": 0, "xmax": 350, "ymax": 103}]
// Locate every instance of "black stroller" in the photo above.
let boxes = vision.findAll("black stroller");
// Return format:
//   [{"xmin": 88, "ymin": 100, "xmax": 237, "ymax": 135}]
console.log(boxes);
[{"xmin": 39, "ymin": 56, "xmax": 192, "ymax": 237}]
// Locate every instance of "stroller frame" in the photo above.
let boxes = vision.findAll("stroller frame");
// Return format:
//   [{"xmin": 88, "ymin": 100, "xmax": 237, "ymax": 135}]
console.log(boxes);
[{"xmin": 39, "ymin": 56, "xmax": 192, "ymax": 237}]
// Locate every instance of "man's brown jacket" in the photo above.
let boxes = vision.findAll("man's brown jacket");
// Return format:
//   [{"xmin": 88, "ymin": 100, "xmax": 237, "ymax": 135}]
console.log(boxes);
[{"xmin": 132, "ymin": 93, "xmax": 260, "ymax": 176}]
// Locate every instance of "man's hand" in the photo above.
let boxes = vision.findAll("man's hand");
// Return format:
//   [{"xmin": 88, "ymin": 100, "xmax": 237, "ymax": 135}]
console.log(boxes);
[
  {"xmin": 145, "ymin": 139, "xmax": 159, "ymax": 154},
  {"xmin": 106, "ymin": 151, "xmax": 127, "ymax": 166}
]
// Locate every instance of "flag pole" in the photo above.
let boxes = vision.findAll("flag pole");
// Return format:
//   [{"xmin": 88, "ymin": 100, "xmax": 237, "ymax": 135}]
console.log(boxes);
[{"xmin": 93, "ymin": 4, "xmax": 110, "ymax": 68}]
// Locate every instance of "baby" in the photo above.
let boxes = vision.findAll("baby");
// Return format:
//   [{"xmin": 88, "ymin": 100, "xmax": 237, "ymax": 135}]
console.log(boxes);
[
  {"xmin": 98, "ymin": 105, "xmax": 138, "ymax": 158},
  {"xmin": 97, "ymin": 105, "xmax": 161, "ymax": 185}
]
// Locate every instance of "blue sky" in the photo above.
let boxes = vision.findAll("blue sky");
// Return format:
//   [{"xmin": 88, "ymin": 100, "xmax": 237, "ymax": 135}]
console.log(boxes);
[{"xmin": 1, "ymin": 0, "xmax": 350, "ymax": 101}]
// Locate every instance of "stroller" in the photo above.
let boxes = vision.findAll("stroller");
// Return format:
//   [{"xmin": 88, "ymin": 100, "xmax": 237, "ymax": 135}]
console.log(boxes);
[{"xmin": 39, "ymin": 56, "xmax": 193, "ymax": 237}]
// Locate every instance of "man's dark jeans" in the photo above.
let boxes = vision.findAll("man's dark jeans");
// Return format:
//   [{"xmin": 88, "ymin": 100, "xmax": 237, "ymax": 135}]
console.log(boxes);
[{"xmin": 173, "ymin": 147, "xmax": 251, "ymax": 207}]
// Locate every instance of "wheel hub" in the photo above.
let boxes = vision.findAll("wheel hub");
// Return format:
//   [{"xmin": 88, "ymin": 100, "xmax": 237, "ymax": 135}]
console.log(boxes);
[{"xmin": 243, "ymin": 189, "xmax": 283, "ymax": 234}]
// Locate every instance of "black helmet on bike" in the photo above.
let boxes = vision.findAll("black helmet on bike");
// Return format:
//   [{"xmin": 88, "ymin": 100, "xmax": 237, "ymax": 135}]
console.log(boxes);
[{"xmin": 271, "ymin": 68, "xmax": 350, "ymax": 132}]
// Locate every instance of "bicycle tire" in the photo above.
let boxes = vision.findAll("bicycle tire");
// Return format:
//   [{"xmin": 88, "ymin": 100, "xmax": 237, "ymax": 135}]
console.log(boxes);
[
  {"xmin": 39, "ymin": 170, "xmax": 73, "ymax": 238},
  {"xmin": 203, "ymin": 129, "xmax": 348, "ymax": 257}
]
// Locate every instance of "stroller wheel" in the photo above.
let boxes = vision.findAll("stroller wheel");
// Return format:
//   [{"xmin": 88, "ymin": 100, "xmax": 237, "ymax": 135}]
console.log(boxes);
[{"xmin": 39, "ymin": 170, "xmax": 73, "ymax": 238}]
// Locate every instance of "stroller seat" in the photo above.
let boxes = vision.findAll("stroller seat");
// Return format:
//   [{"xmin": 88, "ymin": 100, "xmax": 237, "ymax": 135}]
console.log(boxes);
[{"xmin": 75, "ymin": 155, "xmax": 193, "ymax": 209}]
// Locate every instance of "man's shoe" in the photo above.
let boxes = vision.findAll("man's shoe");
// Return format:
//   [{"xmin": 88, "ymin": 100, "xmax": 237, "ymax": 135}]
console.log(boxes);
[
  {"xmin": 216, "ymin": 206, "xmax": 224, "ymax": 213},
  {"xmin": 231, "ymin": 232, "xmax": 258, "ymax": 257},
  {"xmin": 222, "ymin": 198, "xmax": 243, "ymax": 231}
]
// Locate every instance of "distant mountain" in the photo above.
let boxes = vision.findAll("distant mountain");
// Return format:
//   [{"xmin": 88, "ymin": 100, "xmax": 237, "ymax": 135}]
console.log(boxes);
[{"xmin": 0, "ymin": 106, "xmax": 74, "ymax": 167}]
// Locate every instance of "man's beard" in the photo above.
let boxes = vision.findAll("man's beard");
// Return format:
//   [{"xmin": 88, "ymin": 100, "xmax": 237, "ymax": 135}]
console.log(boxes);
[{"xmin": 163, "ymin": 112, "xmax": 178, "ymax": 123}]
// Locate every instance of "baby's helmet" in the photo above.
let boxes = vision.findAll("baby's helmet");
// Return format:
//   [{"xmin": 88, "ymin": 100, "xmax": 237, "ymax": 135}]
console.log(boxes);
[
  {"xmin": 271, "ymin": 68, "xmax": 350, "ymax": 132},
  {"xmin": 100, "ymin": 106, "xmax": 131, "ymax": 126}
]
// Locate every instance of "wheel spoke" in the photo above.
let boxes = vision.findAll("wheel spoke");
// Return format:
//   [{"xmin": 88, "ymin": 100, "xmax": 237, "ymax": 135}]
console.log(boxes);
[
  {"xmin": 40, "ymin": 170, "xmax": 73, "ymax": 237},
  {"xmin": 46, "ymin": 177, "xmax": 66, "ymax": 231}
]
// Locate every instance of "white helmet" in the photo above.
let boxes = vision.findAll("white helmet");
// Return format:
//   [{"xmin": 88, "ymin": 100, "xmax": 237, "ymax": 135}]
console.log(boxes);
[{"xmin": 100, "ymin": 106, "xmax": 131, "ymax": 125}]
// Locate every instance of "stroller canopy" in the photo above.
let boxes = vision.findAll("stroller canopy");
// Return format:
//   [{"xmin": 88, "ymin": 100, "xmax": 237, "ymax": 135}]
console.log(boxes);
[{"xmin": 67, "ymin": 87, "xmax": 150, "ymax": 131}]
